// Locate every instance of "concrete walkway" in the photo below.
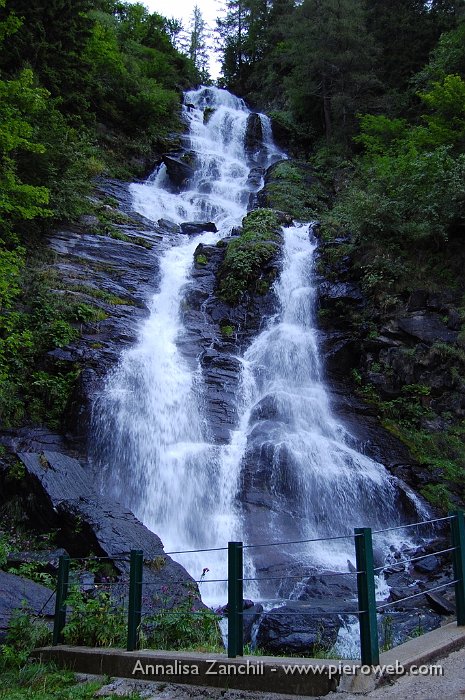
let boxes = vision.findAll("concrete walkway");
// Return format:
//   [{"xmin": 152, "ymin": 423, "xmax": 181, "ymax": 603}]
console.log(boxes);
[
  {"xmin": 86, "ymin": 648, "xmax": 465, "ymax": 700},
  {"xmin": 35, "ymin": 622, "xmax": 465, "ymax": 698}
]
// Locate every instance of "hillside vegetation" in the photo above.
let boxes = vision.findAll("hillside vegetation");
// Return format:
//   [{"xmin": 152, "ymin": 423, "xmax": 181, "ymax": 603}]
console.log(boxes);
[{"xmin": 0, "ymin": 0, "xmax": 200, "ymax": 430}]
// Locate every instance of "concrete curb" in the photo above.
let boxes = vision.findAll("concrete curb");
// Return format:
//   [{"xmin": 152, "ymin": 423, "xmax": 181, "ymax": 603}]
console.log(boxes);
[
  {"xmin": 339, "ymin": 622, "xmax": 465, "ymax": 694},
  {"xmin": 32, "ymin": 623, "xmax": 465, "ymax": 697}
]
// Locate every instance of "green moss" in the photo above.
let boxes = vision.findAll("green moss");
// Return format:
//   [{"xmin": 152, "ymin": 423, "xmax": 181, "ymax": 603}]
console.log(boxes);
[
  {"xmin": 420, "ymin": 484, "xmax": 454, "ymax": 511},
  {"xmin": 109, "ymin": 230, "xmax": 153, "ymax": 249},
  {"xmin": 195, "ymin": 254, "xmax": 208, "ymax": 265},
  {"xmin": 354, "ymin": 373, "xmax": 465, "ymax": 509},
  {"xmin": 217, "ymin": 209, "xmax": 281, "ymax": 305},
  {"xmin": 220, "ymin": 324, "xmax": 234, "ymax": 337},
  {"xmin": 66, "ymin": 284, "xmax": 133, "ymax": 306},
  {"xmin": 265, "ymin": 161, "xmax": 329, "ymax": 219},
  {"xmin": 69, "ymin": 302, "xmax": 108, "ymax": 323}
]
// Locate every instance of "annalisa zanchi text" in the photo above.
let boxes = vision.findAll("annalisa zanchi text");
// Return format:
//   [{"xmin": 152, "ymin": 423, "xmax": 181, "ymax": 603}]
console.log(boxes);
[{"xmin": 131, "ymin": 659, "xmax": 444, "ymax": 679}]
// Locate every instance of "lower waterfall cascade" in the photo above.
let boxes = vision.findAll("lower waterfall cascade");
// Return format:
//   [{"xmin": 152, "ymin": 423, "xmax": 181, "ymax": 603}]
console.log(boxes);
[{"xmin": 92, "ymin": 86, "xmax": 427, "ymax": 604}]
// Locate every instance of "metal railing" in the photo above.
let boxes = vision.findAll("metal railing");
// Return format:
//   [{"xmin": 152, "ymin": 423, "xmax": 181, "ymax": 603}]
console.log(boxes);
[{"xmin": 51, "ymin": 511, "xmax": 465, "ymax": 666}]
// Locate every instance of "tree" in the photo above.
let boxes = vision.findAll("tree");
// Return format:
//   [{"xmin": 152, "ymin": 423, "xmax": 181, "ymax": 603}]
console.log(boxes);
[
  {"xmin": 216, "ymin": 0, "xmax": 248, "ymax": 89},
  {"xmin": 286, "ymin": 0, "xmax": 379, "ymax": 143},
  {"xmin": 366, "ymin": 0, "xmax": 465, "ymax": 92},
  {"xmin": 188, "ymin": 5, "xmax": 210, "ymax": 82},
  {"xmin": 0, "ymin": 0, "xmax": 94, "ymax": 114}
]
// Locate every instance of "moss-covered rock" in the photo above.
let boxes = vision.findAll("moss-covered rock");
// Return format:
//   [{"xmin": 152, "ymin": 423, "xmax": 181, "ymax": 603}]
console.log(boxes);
[
  {"xmin": 257, "ymin": 160, "xmax": 330, "ymax": 220},
  {"xmin": 217, "ymin": 209, "xmax": 284, "ymax": 305}
]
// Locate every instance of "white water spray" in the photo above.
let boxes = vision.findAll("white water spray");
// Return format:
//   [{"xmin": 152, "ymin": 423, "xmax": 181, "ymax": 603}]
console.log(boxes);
[{"xmin": 93, "ymin": 87, "xmax": 426, "ymax": 604}]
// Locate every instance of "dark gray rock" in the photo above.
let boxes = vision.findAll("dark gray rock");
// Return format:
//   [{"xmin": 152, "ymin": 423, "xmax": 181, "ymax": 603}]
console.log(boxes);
[
  {"xmin": 425, "ymin": 591, "xmax": 455, "ymax": 615},
  {"xmin": 407, "ymin": 290, "xmax": 429, "ymax": 312},
  {"xmin": 319, "ymin": 281, "xmax": 363, "ymax": 306},
  {"xmin": 158, "ymin": 218, "xmax": 181, "ymax": 233},
  {"xmin": 398, "ymin": 313, "xmax": 458, "ymax": 344},
  {"xmin": 296, "ymin": 573, "xmax": 357, "ymax": 603},
  {"xmin": 323, "ymin": 332, "xmax": 360, "ymax": 375},
  {"xmin": 378, "ymin": 610, "xmax": 442, "ymax": 649},
  {"xmin": 0, "ymin": 570, "xmax": 55, "ymax": 640},
  {"xmin": 256, "ymin": 604, "xmax": 340, "ymax": 655},
  {"xmin": 6, "ymin": 549, "xmax": 68, "ymax": 574},
  {"xmin": 244, "ymin": 113, "xmax": 264, "ymax": 163},
  {"xmin": 414, "ymin": 555, "xmax": 440, "ymax": 575},
  {"xmin": 162, "ymin": 156, "xmax": 194, "ymax": 187},
  {"xmin": 79, "ymin": 214, "xmax": 100, "ymax": 229},
  {"xmin": 180, "ymin": 221, "xmax": 218, "ymax": 235},
  {"xmin": 17, "ymin": 451, "xmax": 198, "ymax": 611}
]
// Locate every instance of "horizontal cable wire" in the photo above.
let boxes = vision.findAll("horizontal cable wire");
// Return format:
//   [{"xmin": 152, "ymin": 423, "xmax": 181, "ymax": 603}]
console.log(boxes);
[
  {"xmin": 376, "ymin": 579, "xmax": 458, "ymax": 611},
  {"xmin": 243, "ymin": 533, "xmax": 360, "ymax": 550},
  {"xmin": 238, "ymin": 610, "xmax": 364, "ymax": 616},
  {"xmin": 373, "ymin": 546, "xmax": 457, "ymax": 573},
  {"xmin": 373, "ymin": 515, "xmax": 454, "ymax": 535},
  {"xmin": 164, "ymin": 546, "xmax": 228, "ymax": 555}
]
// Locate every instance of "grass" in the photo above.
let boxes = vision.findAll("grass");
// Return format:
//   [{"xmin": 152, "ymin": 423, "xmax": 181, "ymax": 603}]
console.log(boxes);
[{"xmin": 0, "ymin": 664, "xmax": 141, "ymax": 700}]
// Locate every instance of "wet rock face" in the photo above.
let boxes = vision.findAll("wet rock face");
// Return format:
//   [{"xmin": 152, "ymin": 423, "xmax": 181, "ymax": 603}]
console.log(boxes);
[
  {"xmin": 244, "ymin": 113, "xmax": 264, "ymax": 163},
  {"xmin": 44, "ymin": 180, "xmax": 169, "ymax": 452},
  {"xmin": 178, "ymin": 237, "xmax": 282, "ymax": 445},
  {"xmin": 17, "ymin": 451, "xmax": 198, "ymax": 611},
  {"xmin": 256, "ymin": 604, "xmax": 341, "ymax": 655},
  {"xmin": 0, "ymin": 570, "xmax": 55, "ymax": 641},
  {"xmin": 180, "ymin": 221, "xmax": 217, "ymax": 235},
  {"xmin": 162, "ymin": 155, "xmax": 195, "ymax": 187}
]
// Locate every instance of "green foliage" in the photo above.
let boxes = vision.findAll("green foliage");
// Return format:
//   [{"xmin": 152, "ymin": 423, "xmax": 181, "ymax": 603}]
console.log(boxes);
[
  {"xmin": 353, "ymin": 371, "xmax": 465, "ymax": 509},
  {"xmin": 220, "ymin": 323, "xmax": 235, "ymax": 337},
  {"xmin": 0, "ymin": 69, "xmax": 51, "ymax": 236},
  {"xmin": 144, "ymin": 598, "xmax": 222, "ymax": 652},
  {"xmin": 0, "ymin": 532, "xmax": 8, "ymax": 567},
  {"xmin": 0, "ymin": 664, "xmax": 108, "ymax": 699},
  {"xmin": 0, "ymin": 607, "xmax": 51, "ymax": 672},
  {"xmin": 0, "ymin": 264, "xmax": 100, "ymax": 427},
  {"xmin": 62, "ymin": 588, "xmax": 127, "ymax": 647},
  {"xmin": 218, "ymin": 209, "xmax": 281, "ymax": 304},
  {"xmin": 6, "ymin": 561, "xmax": 54, "ymax": 588},
  {"xmin": 265, "ymin": 161, "xmax": 328, "ymax": 219}
]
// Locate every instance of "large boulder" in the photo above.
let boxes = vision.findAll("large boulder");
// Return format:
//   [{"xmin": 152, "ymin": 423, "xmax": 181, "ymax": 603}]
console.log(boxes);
[
  {"xmin": 244, "ymin": 113, "xmax": 264, "ymax": 162},
  {"xmin": 162, "ymin": 156, "xmax": 194, "ymax": 187},
  {"xmin": 0, "ymin": 570, "xmax": 55, "ymax": 641},
  {"xmin": 180, "ymin": 221, "xmax": 218, "ymax": 235},
  {"xmin": 397, "ymin": 313, "xmax": 458, "ymax": 344},
  {"xmin": 17, "ymin": 451, "xmax": 199, "ymax": 611},
  {"xmin": 256, "ymin": 604, "xmax": 341, "ymax": 655}
]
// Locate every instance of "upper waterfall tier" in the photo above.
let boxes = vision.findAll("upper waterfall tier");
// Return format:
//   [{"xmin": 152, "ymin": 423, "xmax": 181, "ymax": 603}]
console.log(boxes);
[{"xmin": 131, "ymin": 86, "xmax": 283, "ymax": 232}]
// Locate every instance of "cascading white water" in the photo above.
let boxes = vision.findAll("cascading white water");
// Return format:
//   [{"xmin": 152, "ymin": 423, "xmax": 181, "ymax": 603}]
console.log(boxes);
[
  {"xmin": 236, "ymin": 224, "xmax": 426, "ymax": 576},
  {"xmin": 93, "ymin": 86, "xmax": 426, "ymax": 604},
  {"xmin": 93, "ymin": 87, "xmax": 282, "ymax": 601}
]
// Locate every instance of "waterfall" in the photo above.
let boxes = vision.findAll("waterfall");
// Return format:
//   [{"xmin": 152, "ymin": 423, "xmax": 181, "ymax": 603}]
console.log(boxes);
[{"xmin": 93, "ymin": 86, "xmax": 425, "ymax": 604}]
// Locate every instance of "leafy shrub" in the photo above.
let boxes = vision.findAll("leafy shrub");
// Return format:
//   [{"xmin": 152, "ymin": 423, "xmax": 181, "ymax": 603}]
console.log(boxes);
[
  {"xmin": 144, "ymin": 598, "xmax": 222, "ymax": 652},
  {"xmin": 63, "ymin": 588, "xmax": 127, "ymax": 648},
  {"xmin": 0, "ymin": 607, "xmax": 51, "ymax": 671}
]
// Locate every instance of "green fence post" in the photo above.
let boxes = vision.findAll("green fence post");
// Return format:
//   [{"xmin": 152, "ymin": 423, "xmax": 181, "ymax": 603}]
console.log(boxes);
[
  {"xmin": 355, "ymin": 527, "xmax": 379, "ymax": 666},
  {"xmin": 228, "ymin": 541, "xmax": 243, "ymax": 658},
  {"xmin": 450, "ymin": 511, "xmax": 465, "ymax": 625},
  {"xmin": 127, "ymin": 549, "xmax": 143, "ymax": 651},
  {"xmin": 52, "ymin": 554, "xmax": 70, "ymax": 646}
]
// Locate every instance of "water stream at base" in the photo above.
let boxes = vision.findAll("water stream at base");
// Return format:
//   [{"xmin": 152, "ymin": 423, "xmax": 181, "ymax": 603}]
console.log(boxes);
[{"xmin": 92, "ymin": 86, "xmax": 427, "ymax": 605}]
